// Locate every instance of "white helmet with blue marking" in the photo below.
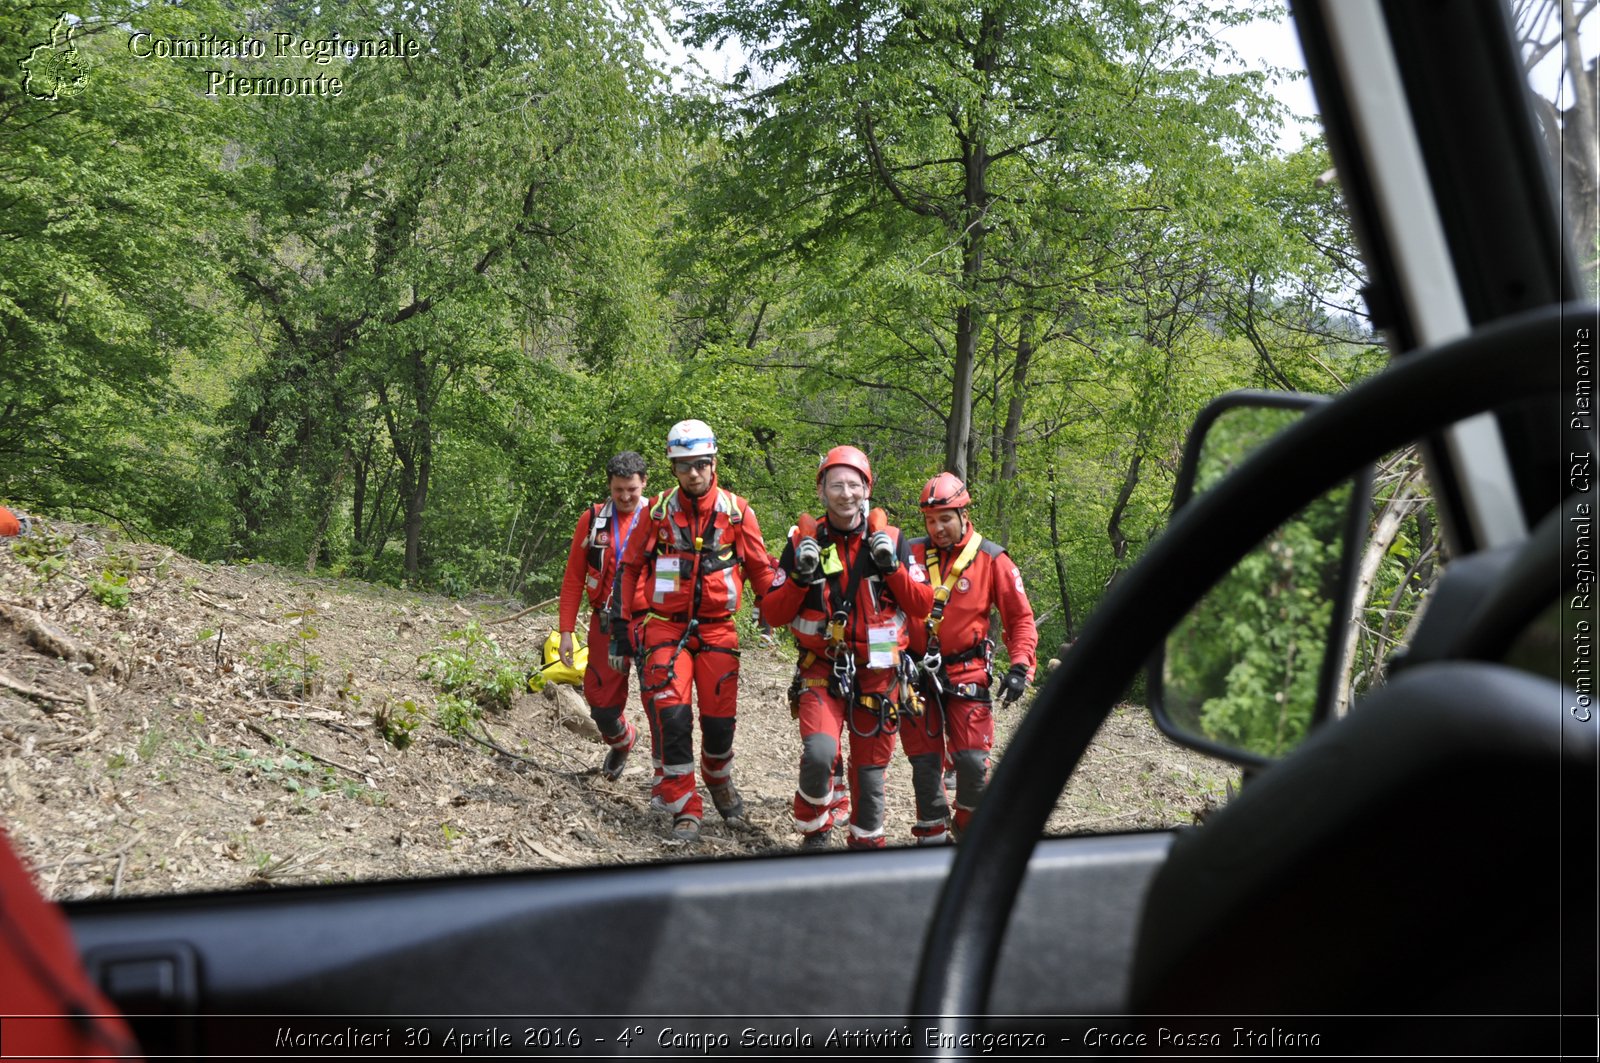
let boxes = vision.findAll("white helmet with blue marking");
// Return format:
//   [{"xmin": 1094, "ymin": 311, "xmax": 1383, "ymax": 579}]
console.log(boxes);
[{"xmin": 666, "ymin": 419, "xmax": 717, "ymax": 458}]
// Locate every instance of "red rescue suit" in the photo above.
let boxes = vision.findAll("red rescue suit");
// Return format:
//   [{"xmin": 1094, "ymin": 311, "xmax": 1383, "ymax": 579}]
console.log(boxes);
[
  {"xmin": 763, "ymin": 519, "xmax": 933, "ymax": 848},
  {"xmin": 1, "ymin": 824, "xmax": 142, "ymax": 1059},
  {"xmin": 904, "ymin": 525, "xmax": 1037, "ymax": 840},
  {"xmin": 620, "ymin": 481, "xmax": 774, "ymax": 825},
  {"xmin": 558, "ymin": 500, "xmax": 646, "ymax": 753}
]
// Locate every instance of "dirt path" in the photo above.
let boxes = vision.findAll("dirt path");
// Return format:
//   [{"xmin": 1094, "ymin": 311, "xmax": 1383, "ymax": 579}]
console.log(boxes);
[{"xmin": 0, "ymin": 521, "xmax": 1236, "ymax": 900}]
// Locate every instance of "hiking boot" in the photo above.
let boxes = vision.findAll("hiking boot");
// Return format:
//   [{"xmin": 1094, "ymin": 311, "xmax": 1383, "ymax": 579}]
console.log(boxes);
[
  {"xmin": 599, "ymin": 744, "xmax": 630, "ymax": 781},
  {"xmin": 648, "ymin": 794, "xmax": 669, "ymax": 815},
  {"xmin": 799, "ymin": 830, "xmax": 831, "ymax": 852},
  {"xmin": 709, "ymin": 780, "xmax": 746, "ymax": 825},
  {"xmin": 672, "ymin": 816, "xmax": 701, "ymax": 843}
]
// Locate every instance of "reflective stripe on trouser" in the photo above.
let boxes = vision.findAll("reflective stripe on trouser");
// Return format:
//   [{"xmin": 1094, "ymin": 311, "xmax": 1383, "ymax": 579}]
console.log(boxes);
[
  {"xmin": 792, "ymin": 666, "xmax": 896, "ymax": 845},
  {"xmin": 640, "ymin": 619, "xmax": 742, "ymax": 824},
  {"xmin": 647, "ymin": 702, "xmax": 700, "ymax": 820},
  {"xmin": 599, "ymin": 716, "xmax": 636, "ymax": 752},
  {"xmin": 701, "ymin": 715, "xmax": 735, "ymax": 786},
  {"xmin": 582, "ymin": 610, "xmax": 633, "ymax": 714}
]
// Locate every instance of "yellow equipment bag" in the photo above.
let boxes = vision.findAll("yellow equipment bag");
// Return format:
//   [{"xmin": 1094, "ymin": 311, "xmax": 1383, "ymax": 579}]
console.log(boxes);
[{"xmin": 528, "ymin": 631, "xmax": 586, "ymax": 692}]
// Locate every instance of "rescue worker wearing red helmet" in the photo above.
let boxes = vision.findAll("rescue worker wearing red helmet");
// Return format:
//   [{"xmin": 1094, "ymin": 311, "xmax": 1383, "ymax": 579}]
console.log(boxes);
[
  {"xmin": 615, "ymin": 420, "xmax": 776, "ymax": 843},
  {"xmin": 904, "ymin": 472, "xmax": 1037, "ymax": 843},
  {"xmin": 762, "ymin": 446, "xmax": 933, "ymax": 850},
  {"xmin": 555, "ymin": 451, "xmax": 650, "ymax": 781}
]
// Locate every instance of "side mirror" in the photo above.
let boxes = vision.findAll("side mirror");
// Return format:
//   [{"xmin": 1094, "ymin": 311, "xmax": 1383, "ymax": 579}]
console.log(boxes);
[{"xmin": 1148, "ymin": 392, "xmax": 1373, "ymax": 767}]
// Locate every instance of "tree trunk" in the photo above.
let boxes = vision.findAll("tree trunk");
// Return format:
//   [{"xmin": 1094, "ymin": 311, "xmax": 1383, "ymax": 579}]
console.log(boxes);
[
  {"xmin": 1103, "ymin": 444, "xmax": 1145, "ymax": 594},
  {"xmin": 995, "ymin": 313, "xmax": 1035, "ymax": 547},
  {"xmin": 402, "ymin": 414, "xmax": 431, "ymax": 580},
  {"xmin": 1047, "ymin": 461, "xmax": 1076, "ymax": 643},
  {"xmin": 944, "ymin": 8, "xmax": 996, "ymax": 480},
  {"xmin": 304, "ymin": 454, "xmax": 350, "ymax": 573}
]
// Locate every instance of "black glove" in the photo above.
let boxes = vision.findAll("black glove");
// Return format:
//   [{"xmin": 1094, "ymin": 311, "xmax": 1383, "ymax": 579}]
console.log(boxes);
[
  {"xmin": 607, "ymin": 627, "xmax": 633, "ymax": 674},
  {"xmin": 868, "ymin": 530, "xmax": 898, "ymax": 571},
  {"xmin": 792, "ymin": 538, "xmax": 822, "ymax": 583},
  {"xmin": 998, "ymin": 664, "xmax": 1029, "ymax": 705}
]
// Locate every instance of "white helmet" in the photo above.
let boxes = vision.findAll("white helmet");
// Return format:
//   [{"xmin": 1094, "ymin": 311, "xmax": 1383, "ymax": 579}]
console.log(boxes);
[{"xmin": 666, "ymin": 419, "xmax": 717, "ymax": 458}]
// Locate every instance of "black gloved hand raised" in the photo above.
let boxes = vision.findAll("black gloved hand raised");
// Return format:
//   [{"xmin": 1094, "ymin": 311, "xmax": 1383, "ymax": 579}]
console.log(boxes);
[
  {"xmin": 998, "ymin": 663, "xmax": 1029, "ymax": 705},
  {"xmin": 792, "ymin": 537, "xmax": 823, "ymax": 583},
  {"xmin": 867, "ymin": 530, "xmax": 898, "ymax": 571}
]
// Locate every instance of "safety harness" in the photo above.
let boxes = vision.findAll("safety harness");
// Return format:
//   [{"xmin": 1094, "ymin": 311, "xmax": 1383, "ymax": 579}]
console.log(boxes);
[
  {"xmin": 786, "ymin": 519, "xmax": 917, "ymax": 739},
  {"xmin": 917, "ymin": 530, "xmax": 996, "ymax": 707},
  {"xmin": 638, "ymin": 486, "xmax": 744, "ymax": 697},
  {"xmin": 583, "ymin": 501, "xmax": 639, "ymax": 633}
]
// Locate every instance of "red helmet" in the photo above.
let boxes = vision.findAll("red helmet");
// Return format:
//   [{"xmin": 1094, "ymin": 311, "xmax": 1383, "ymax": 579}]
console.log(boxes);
[
  {"xmin": 920, "ymin": 472, "xmax": 971, "ymax": 511},
  {"xmin": 817, "ymin": 445, "xmax": 873, "ymax": 491}
]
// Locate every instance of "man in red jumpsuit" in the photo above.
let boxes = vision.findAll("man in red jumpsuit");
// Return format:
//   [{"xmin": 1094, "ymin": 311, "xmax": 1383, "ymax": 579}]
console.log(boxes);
[
  {"xmin": 616, "ymin": 420, "xmax": 775, "ymax": 843},
  {"xmin": 904, "ymin": 472, "xmax": 1037, "ymax": 843},
  {"xmin": 556, "ymin": 451, "xmax": 650, "ymax": 780},
  {"xmin": 763, "ymin": 446, "xmax": 933, "ymax": 851}
]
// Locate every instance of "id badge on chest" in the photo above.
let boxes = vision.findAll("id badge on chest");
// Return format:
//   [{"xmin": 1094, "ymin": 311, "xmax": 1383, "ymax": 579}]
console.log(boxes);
[
  {"xmin": 867, "ymin": 623, "xmax": 899, "ymax": 668},
  {"xmin": 654, "ymin": 556, "xmax": 681, "ymax": 598}
]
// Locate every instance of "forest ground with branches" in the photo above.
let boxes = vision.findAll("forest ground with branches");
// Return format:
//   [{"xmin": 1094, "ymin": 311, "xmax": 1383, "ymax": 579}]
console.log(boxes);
[{"xmin": 0, "ymin": 521, "xmax": 1235, "ymax": 900}]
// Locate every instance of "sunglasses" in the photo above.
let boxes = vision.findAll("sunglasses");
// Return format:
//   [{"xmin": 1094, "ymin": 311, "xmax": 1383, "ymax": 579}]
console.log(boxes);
[{"xmin": 673, "ymin": 458, "xmax": 714, "ymax": 474}]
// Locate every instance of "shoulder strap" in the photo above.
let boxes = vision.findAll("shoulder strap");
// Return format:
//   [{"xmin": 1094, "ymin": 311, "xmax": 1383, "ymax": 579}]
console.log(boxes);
[
  {"xmin": 927, "ymin": 531, "xmax": 984, "ymax": 595},
  {"xmin": 583, "ymin": 501, "xmax": 612, "ymax": 550},
  {"xmin": 926, "ymin": 530, "xmax": 985, "ymax": 638},
  {"xmin": 822, "ymin": 528, "xmax": 878, "ymax": 649}
]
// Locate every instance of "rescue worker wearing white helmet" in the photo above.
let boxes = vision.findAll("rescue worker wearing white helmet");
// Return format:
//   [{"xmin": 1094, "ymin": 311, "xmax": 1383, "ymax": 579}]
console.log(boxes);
[
  {"xmin": 762, "ymin": 446, "xmax": 933, "ymax": 850},
  {"xmin": 615, "ymin": 420, "xmax": 776, "ymax": 843},
  {"xmin": 904, "ymin": 472, "xmax": 1037, "ymax": 842},
  {"xmin": 555, "ymin": 451, "xmax": 650, "ymax": 780}
]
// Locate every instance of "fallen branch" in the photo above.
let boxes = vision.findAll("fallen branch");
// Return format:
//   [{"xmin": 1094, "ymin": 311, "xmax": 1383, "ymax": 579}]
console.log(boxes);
[
  {"xmin": 241, "ymin": 720, "xmax": 367, "ymax": 780},
  {"xmin": 483, "ymin": 719, "xmax": 588, "ymax": 775},
  {"xmin": 520, "ymin": 833, "xmax": 574, "ymax": 866},
  {"xmin": 0, "ymin": 670, "xmax": 81, "ymax": 707},
  {"xmin": 487, "ymin": 596, "xmax": 559, "ymax": 626},
  {"xmin": 0, "ymin": 604, "xmax": 92, "ymax": 664},
  {"xmin": 460, "ymin": 722, "xmax": 544, "ymax": 770}
]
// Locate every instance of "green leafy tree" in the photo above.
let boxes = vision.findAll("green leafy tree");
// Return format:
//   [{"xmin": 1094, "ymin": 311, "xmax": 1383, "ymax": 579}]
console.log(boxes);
[
  {"xmin": 0, "ymin": 2, "xmax": 243, "ymax": 541},
  {"xmin": 220, "ymin": 0, "xmax": 667, "ymax": 581}
]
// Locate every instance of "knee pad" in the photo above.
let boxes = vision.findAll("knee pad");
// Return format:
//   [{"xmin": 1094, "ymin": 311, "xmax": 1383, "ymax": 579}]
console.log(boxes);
[
  {"xmin": 657, "ymin": 703, "xmax": 694, "ymax": 765},
  {"xmin": 952, "ymin": 748, "xmax": 990, "ymax": 810},
  {"xmin": 853, "ymin": 764, "xmax": 888, "ymax": 832},
  {"xmin": 798, "ymin": 733, "xmax": 839, "ymax": 800},
  {"xmin": 590, "ymin": 706, "xmax": 625, "ymax": 738},
  {"xmin": 908, "ymin": 752, "xmax": 950, "ymax": 820},
  {"xmin": 701, "ymin": 715, "xmax": 736, "ymax": 760}
]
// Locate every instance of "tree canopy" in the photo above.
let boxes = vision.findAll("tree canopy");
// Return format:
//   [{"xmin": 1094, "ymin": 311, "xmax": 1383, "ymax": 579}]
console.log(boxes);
[{"xmin": 1, "ymin": 0, "xmax": 1403, "ymax": 669}]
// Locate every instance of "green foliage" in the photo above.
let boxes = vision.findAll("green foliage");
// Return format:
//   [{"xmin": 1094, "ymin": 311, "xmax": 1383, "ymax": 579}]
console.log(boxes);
[
  {"xmin": 0, "ymin": 0, "xmax": 1377, "ymax": 706},
  {"xmin": 250, "ymin": 608, "xmax": 324, "ymax": 697},
  {"xmin": 431, "ymin": 694, "xmax": 483, "ymax": 740},
  {"xmin": 419, "ymin": 621, "xmax": 528, "ymax": 718},
  {"xmin": 1164, "ymin": 483, "xmax": 1350, "ymax": 758},
  {"xmin": 89, "ymin": 551, "xmax": 138, "ymax": 609},
  {"xmin": 374, "ymin": 698, "xmax": 424, "ymax": 751},
  {"xmin": 0, "ymin": 2, "xmax": 247, "ymax": 539},
  {"xmin": 10, "ymin": 529, "xmax": 74, "ymax": 584},
  {"xmin": 90, "ymin": 568, "xmax": 131, "ymax": 609}
]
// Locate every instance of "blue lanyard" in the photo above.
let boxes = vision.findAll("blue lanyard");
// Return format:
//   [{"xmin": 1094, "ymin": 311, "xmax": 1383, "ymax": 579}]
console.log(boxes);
[{"xmin": 612, "ymin": 508, "xmax": 639, "ymax": 568}]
